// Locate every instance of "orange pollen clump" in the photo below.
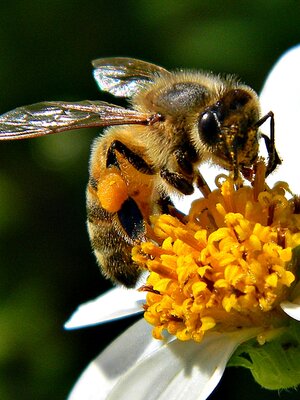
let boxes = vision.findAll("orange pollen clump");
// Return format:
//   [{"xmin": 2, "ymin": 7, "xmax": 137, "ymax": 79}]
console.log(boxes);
[{"xmin": 97, "ymin": 169, "xmax": 128, "ymax": 213}]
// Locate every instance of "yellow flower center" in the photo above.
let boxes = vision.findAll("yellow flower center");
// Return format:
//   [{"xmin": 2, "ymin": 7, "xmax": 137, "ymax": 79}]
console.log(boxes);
[{"xmin": 132, "ymin": 162, "xmax": 300, "ymax": 342}]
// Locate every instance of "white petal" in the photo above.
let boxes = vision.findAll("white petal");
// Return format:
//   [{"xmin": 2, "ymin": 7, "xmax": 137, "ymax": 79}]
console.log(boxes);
[
  {"xmin": 260, "ymin": 44, "xmax": 300, "ymax": 193},
  {"xmin": 64, "ymin": 286, "xmax": 145, "ymax": 329},
  {"xmin": 108, "ymin": 329, "xmax": 258, "ymax": 400},
  {"xmin": 68, "ymin": 319, "xmax": 172, "ymax": 400},
  {"xmin": 281, "ymin": 296, "xmax": 300, "ymax": 321}
]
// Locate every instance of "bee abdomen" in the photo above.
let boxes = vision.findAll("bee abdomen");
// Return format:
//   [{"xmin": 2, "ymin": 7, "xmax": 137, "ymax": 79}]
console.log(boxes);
[
  {"xmin": 94, "ymin": 246, "xmax": 141, "ymax": 287},
  {"xmin": 87, "ymin": 214, "xmax": 141, "ymax": 287},
  {"xmin": 87, "ymin": 193, "xmax": 144, "ymax": 287}
]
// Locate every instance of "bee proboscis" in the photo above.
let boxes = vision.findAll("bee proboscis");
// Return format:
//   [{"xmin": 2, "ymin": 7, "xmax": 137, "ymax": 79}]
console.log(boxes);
[{"xmin": 0, "ymin": 57, "xmax": 281, "ymax": 286}]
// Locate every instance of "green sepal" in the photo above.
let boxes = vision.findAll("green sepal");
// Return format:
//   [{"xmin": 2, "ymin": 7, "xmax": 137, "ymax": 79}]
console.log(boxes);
[{"xmin": 228, "ymin": 320, "xmax": 300, "ymax": 390}]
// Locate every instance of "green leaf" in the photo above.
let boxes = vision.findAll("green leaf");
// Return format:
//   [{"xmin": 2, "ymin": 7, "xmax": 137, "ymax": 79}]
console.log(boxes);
[{"xmin": 228, "ymin": 321, "xmax": 300, "ymax": 390}]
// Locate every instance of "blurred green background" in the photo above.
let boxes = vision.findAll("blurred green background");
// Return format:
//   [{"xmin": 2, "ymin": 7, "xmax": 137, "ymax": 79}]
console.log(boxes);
[{"xmin": 0, "ymin": 1, "xmax": 300, "ymax": 399}]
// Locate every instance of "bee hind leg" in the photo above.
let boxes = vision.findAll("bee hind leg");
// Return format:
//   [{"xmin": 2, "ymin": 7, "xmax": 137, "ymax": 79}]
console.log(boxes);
[{"xmin": 117, "ymin": 197, "xmax": 146, "ymax": 241}]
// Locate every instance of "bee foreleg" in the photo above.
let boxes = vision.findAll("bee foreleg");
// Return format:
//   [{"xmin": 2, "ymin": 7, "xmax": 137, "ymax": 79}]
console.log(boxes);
[
  {"xmin": 106, "ymin": 140, "xmax": 155, "ymax": 174},
  {"xmin": 195, "ymin": 172, "xmax": 211, "ymax": 198},
  {"xmin": 160, "ymin": 168, "xmax": 194, "ymax": 195},
  {"xmin": 261, "ymin": 133, "xmax": 282, "ymax": 176},
  {"xmin": 157, "ymin": 195, "xmax": 174, "ymax": 214},
  {"xmin": 174, "ymin": 145, "xmax": 198, "ymax": 175},
  {"xmin": 256, "ymin": 111, "xmax": 281, "ymax": 176}
]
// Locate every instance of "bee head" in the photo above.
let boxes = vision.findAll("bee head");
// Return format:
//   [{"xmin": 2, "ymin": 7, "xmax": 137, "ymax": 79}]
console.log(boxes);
[{"xmin": 198, "ymin": 88, "xmax": 260, "ymax": 178}]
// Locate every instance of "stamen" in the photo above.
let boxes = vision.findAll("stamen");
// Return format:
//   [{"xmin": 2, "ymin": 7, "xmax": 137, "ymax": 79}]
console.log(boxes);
[{"xmin": 133, "ymin": 161, "xmax": 300, "ymax": 342}]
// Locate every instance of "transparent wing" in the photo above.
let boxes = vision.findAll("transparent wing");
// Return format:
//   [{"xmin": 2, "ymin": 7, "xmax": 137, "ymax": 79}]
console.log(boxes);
[
  {"xmin": 92, "ymin": 57, "xmax": 170, "ymax": 97},
  {"xmin": 0, "ymin": 100, "xmax": 152, "ymax": 140}
]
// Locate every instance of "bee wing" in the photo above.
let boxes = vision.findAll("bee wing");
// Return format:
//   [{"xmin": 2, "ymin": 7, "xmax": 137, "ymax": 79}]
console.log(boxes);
[
  {"xmin": 0, "ymin": 100, "xmax": 152, "ymax": 140},
  {"xmin": 92, "ymin": 57, "xmax": 170, "ymax": 97}
]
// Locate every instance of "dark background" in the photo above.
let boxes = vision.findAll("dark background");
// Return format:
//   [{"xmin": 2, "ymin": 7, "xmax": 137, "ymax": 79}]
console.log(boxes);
[{"xmin": 0, "ymin": 1, "xmax": 300, "ymax": 399}]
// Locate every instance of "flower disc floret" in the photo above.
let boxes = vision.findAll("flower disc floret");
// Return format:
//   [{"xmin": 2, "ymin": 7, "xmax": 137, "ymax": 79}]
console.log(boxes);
[{"xmin": 132, "ymin": 163, "xmax": 300, "ymax": 342}]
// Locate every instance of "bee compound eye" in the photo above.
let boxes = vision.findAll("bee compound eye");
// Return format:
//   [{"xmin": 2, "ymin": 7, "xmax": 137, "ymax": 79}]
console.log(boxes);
[{"xmin": 198, "ymin": 111, "xmax": 220, "ymax": 146}]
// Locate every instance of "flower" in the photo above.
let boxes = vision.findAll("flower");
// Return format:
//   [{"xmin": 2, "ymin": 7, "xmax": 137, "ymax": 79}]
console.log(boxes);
[
  {"xmin": 66, "ymin": 45, "xmax": 300, "ymax": 400},
  {"xmin": 133, "ymin": 162, "xmax": 298, "ymax": 344}
]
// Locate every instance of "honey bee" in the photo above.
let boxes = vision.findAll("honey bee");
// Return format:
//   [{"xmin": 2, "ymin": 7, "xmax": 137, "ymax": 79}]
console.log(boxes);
[{"xmin": 0, "ymin": 57, "xmax": 280, "ymax": 287}]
